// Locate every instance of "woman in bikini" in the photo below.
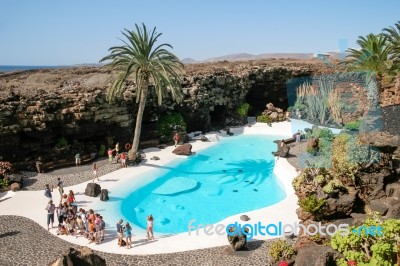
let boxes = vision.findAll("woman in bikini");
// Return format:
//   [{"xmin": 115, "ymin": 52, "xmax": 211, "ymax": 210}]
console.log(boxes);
[{"xmin": 92, "ymin": 163, "xmax": 100, "ymax": 182}]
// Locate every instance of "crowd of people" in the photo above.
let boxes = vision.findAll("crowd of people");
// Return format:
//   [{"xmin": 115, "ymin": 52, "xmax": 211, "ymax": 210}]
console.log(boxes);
[
  {"xmin": 44, "ymin": 181, "xmax": 106, "ymax": 244},
  {"xmin": 44, "ymin": 177, "xmax": 155, "ymax": 248}
]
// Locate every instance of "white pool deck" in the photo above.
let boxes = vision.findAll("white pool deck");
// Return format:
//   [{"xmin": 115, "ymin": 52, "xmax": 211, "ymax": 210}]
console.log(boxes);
[{"xmin": 0, "ymin": 120, "xmax": 305, "ymax": 255}]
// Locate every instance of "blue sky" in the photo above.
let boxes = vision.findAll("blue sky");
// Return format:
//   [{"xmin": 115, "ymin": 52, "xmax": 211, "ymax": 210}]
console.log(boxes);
[{"xmin": 0, "ymin": 0, "xmax": 399, "ymax": 65}]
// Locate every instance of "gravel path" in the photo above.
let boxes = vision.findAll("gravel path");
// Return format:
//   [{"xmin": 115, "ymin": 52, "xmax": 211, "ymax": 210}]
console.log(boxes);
[
  {"xmin": 285, "ymin": 141, "xmax": 307, "ymax": 170},
  {"xmin": 21, "ymin": 160, "xmax": 121, "ymax": 191},
  {"xmin": 0, "ymin": 215, "xmax": 273, "ymax": 266}
]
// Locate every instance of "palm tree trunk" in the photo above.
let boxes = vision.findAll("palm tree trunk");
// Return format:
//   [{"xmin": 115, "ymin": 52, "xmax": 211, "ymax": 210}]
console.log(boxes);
[{"xmin": 130, "ymin": 78, "xmax": 149, "ymax": 158}]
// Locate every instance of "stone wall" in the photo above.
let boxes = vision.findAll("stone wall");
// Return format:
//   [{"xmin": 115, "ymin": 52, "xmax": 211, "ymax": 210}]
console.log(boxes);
[{"xmin": 381, "ymin": 76, "xmax": 400, "ymax": 107}]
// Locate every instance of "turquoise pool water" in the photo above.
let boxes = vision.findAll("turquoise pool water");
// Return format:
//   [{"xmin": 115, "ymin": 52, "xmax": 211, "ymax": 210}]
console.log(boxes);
[{"xmin": 117, "ymin": 134, "xmax": 286, "ymax": 234}]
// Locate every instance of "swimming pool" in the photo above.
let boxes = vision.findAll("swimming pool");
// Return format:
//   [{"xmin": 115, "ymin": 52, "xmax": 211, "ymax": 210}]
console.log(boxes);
[{"xmin": 99, "ymin": 134, "xmax": 286, "ymax": 234}]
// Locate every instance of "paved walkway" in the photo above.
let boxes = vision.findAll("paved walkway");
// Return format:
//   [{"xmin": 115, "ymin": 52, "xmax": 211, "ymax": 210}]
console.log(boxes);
[{"xmin": 0, "ymin": 215, "xmax": 271, "ymax": 266}]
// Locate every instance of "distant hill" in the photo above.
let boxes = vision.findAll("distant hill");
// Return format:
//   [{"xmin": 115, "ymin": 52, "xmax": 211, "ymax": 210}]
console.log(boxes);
[
  {"xmin": 182, "ymin": 52, "xmax": 346, "ymax": 64},
  {"xmin": 181, "ymin": 58, "xmax": 198, "ymax": 64},
  {"xmin": 205, "ymin": 53, "xmax": 257, "ymax": 62}
]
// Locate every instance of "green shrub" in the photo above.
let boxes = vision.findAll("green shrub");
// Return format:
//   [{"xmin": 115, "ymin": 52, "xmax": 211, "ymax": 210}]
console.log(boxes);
[
  {"xmin": 293, "ymin": 102, "xmax": 306, "ymax": 111},
  {"xmin": 156, "ymin": 113, "xmax": 186, "ymax": 142},
  {"xmin": 331, "ymin": 216, "xmax": 400, "ymax": 266},
  {"xmin": 299, "ymin": 194, "xmax": 325, "ymax": 214},
  {"xmin": 268, "ymin": 239, "xmax": 296, "ymax": 262},
  {"xmin": 322, "ymin": 179, "xmax": 343, "ymax": 194},
  {"xmin": 55, "ymin": 137, "xmax": 69, "ymax": 148},
  {"xmin": 256, "ymin": 114, "xmax": 272, "ymax": 125},
  {"xmin": 345, "ymin": 120, "xmax": 362, "ymax": 131},
  {"xmin": 236, "ymin": 103, "xmax": 251, "ymax": 117},
  {"xmin": 346, "ymin": 135, "xmax": 380, "ymax": 165},
  {"xmin": 311, "ymin": 127, "xmax": 334, "ymax": 141},
  {"xmin": 331, "ymin": 134, "xmax": 359, "ymax": 186},
  {"xmin": 306, "ymin": 144, "xmax": 319, "ymax": 155},
  {"xmin": 0, "ymin": 178, "xmax": 8, "ymax": 188},
  {"xmin": 98, "ymin": 145, "xmax": 106, "ymax": 156}
]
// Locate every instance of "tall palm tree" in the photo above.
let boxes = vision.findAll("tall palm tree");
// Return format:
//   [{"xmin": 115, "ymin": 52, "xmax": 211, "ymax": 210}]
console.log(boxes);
[
  {"xmin": 100, "ymin": 23, "xmax": 184, "ymax": 158},
  {"xmin": 384, "ymin": 21, "xmax": 400, "ymax": 67},
  {"xmin": 345, "ymin": 33, "xmax": 393, "ymax": 80}
]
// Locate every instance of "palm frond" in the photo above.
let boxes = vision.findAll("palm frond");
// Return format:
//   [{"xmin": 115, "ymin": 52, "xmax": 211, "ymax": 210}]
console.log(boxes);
[{"xmin": 99, "ymin": 23, "xmax": 183, "ymax": 104}]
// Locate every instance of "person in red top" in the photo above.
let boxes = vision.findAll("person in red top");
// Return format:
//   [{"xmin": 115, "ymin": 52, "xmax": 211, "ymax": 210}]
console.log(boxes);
[
  {"xmin": 120, "ymin": 152, "xmax": 127, "ymax": 168},
  {"xmin": 173, "ymin": 132, "xmax": 179, "ymax": 147},
  {"xmin": 67, "ymin": 190, "xmax": 76, "ymax": 204}
]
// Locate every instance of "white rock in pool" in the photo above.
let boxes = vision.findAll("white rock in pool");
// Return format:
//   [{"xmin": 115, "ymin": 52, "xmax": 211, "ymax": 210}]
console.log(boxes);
[{"xmin": 153, "ymin": 177, "xmax": 198, "ymax": 195}]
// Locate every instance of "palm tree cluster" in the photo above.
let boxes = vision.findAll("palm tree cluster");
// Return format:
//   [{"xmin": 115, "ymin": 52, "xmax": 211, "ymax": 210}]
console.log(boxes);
[
  {"xmin": 346, "ymin": 21, "xmax": 400, "ymax": 80},
  {"xmin": 100, "ymin": 23, "xmax": 184, "ymax": 159}
]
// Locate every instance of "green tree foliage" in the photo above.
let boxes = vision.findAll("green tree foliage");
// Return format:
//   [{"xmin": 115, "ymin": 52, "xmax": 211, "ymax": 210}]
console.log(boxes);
[
  {"xmin": 236, "ymin": 103, "xmax": 251, "ymax": 117},
  {"xmin": 100, "ymin": 23, "xmax": 183, "ymax": 157},
  {"xmin": 55, "ymin": 137, "xmax": 68, "ymax": 148},
  {"xmin": 345, "ymin": 33, "xmax": 394, "ymax": 80},
  {"xmin": 156, "ymin": 113, "xmax": 186, "ymax": 142},
  {"xmin": 98, "ymin": 145, "xmax": 106, "ymax": 156},
  {"xmin": 384, "ymin": 21, "xmax": 400, "ymax": 69}
]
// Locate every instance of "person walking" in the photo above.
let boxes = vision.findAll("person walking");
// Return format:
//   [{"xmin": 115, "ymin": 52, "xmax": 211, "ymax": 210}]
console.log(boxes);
[
  {"xmin": 56, "ymin": 178, "xmax": 63, "ymax": 203},
  {"xmin": 146, "ymin": 215, "xmax": 154, "ymax": 240},
  {"xmin": 99, "ymin": 216, "xmax": 105, "ymax": 241},
  {"xmin": 45, "ymin": 200, "xmax": 56, "ymax": 231},
  {"xmin": 92, "ymin": 163, "xmax": 100, "ymax": 182},
  {"xmin": 44, "ymin": 184, "xmax": 53, "ymax": 200},
  {"xmin": 75, "ymin": 153, "xmax": 81, "ymax": 166},
  {"xmin": 173, "ymin": 132, "xmax": 179, "ymax": 147}
]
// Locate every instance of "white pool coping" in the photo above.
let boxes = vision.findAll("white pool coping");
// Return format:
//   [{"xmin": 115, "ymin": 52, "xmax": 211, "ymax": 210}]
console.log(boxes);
[{"xmin": 0, "ymin": 121, "xmax": 302, "ymax": 255}]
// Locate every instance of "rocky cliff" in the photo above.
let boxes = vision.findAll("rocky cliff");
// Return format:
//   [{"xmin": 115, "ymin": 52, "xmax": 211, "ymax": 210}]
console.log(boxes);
[{"xmin": 0, "ymin": 59, "xmax": 371, "ymax": 169}]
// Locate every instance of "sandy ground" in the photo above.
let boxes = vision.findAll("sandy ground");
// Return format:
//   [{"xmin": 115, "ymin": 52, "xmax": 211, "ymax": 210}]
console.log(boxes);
[{"xmin": 0, "ymin": 120, "xmax": 305, "ymax": 255}]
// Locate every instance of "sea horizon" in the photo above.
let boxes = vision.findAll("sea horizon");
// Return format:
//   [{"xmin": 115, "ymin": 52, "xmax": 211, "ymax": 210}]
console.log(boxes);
[{"xmin": 0, "ymin": 64, "xmax": 103, "ymax": 73}]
